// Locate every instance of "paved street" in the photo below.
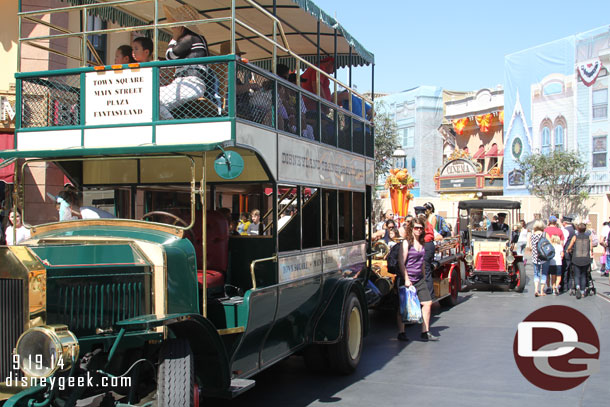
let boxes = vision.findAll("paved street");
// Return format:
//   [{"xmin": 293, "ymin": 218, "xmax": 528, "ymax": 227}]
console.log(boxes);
[{"xmin": 226, "ymin": 264, "xmax": 610, "ymax": 407}]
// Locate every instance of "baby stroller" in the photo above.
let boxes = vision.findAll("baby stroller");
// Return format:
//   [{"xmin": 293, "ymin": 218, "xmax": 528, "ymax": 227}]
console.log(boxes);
[{"xmin": 568, "ymin": 263, "xmax": 596, "ymax": 297}]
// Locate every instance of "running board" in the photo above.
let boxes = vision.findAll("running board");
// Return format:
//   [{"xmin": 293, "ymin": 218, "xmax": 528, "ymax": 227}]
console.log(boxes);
[{"xmin": 227, "ymin": 378, "xmax": 256, "ymax": 398}]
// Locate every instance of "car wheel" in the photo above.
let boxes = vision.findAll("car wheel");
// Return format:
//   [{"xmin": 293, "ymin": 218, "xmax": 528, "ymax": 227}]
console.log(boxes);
[
  {"xmin": 440, "ymin": 267, "xmax": 460, "ymax": 307},
  {"xmin": 329, "ymin": 292, "xmax": 363, "ymax": 374},
  {"xmin": 512, "ymin": 262, "xmax": 526, "ymax": 293},
  {"xmin": 157, "ymin": 339, "xmax": 196, "ymax": 407}
]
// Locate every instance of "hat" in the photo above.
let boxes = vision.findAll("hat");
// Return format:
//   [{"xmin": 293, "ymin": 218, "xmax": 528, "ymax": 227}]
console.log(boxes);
[
  {"xmin": 497, "ymin": 212, "xmax": 507, "ymax": 218},
  {"xmin": 562, "ymin": 216, "xmax": 573, "ymax": 222},
  {"xmin": 414, "ymin": 206, "xmax": 426, "ymax": 215},
  {"xmin": 549, "ymin": 215, "xmax": 558, "ymax": 222},
  {"xmin": 162, "ymin": 4, "xmax": 206, "ymax": 37},
  {"xmin": 219, "ymin": 40, "xmax": 246, "ymax": 56}
]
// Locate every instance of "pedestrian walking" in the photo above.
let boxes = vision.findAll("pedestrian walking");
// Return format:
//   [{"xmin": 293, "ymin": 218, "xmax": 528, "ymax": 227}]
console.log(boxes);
[
  {"xmin": 560, "ymin": 216, "xmax": 575, "ymax": 292},
  {"xmin": 601, "ymin": 220, "xmax": 610, "ymax": 277},
  {"xmin": 567, "ymin": 223, "xmax": 593, "ymax": 299},
  {"xmin": 530, "ymin": 220, "xmax": 549, "ymax": 297},
  {"xmin": 548, "ymin": 235, "xmax": 563, "ymax": 295},
  {"xmin": 516, "ymin": 219, "xmax": 528, "ymax": 259}
]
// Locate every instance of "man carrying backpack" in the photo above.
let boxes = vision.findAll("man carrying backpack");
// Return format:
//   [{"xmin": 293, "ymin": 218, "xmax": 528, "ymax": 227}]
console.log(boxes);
[{"xmin": 530, "ymin": 220, "xmax": 551, "ymax": 297}]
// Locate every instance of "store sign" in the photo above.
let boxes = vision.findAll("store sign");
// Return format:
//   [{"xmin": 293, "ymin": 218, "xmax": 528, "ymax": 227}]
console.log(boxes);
[
  {"xmin": 440, "ymin": 158, "xmax": 477, "ymax": 177},
  {"xmin": 0, "ymin": 96, "xmax": 15, "ymax": 122},
  {"xmin": 85, "ymin": 68, "xmax": 153, "ymax": 125},
  {"xmin": 440, "ymin": 177, "xmax": 477, "ymax": 189}
]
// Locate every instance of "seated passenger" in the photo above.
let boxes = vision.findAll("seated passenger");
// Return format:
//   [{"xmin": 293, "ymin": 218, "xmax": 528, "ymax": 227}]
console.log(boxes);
[
  {"xmin": 489, "ymin": 212, "xmax": 509, "ymax": 232},
  {"xmin": 237, "ymin": 212, "xmax": 251, "ymax": 235},
  {"xmin": 114, "ymin": 45, "xmax": 136, "ymax": 64},
  {"xmin": 286, "ymin": 72, "xmax": 315, "ymax": 139},
  {"xmin": 159, "ymin": 5, "xmax": 210, "ymax": 120},
  {"xmin": 5, "ymin": 209, "xmax": 30, "ymax": 245},
  {"xmin": 246, "ymin": 209, "xmax": 265, "ymax": 235},
  {"xmin": 131, "ymin": 37, "xmax": 153, "ymax": 63},
  {"xmin": 301, "ymin": 56, "xmax": 334, "ymax": 110},
  {"xmin": 335, "ymin": 90, "xmax": 372, "ymax": 120}
]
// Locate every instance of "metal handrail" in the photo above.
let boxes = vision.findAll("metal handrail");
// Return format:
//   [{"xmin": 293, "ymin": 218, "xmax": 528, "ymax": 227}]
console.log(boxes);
[
  {"xmin": 17, "ymin": 0, "xmax": 373, "ymax": 110},
  {"xmin": 249, "ymin": 256, "xmax": 277, "ymax": 290}
]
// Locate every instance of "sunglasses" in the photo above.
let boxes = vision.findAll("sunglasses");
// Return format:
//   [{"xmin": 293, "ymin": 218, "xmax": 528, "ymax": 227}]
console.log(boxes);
[
  {"xmin": 387, "ymin": 225, "xmax": 396, "ymax": 229},
  {"xmin": 413, "ymin": 226, "xmax": 424, "ymax": 230}
]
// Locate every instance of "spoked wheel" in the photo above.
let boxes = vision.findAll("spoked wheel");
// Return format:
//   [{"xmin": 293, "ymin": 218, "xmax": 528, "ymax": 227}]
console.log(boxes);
[
  {"xmin": 329, "ymin": 292, "xmax": 363, "ymax": 374},
  {"xmin": 440, "ymin": 267, "xmax": 460, "ymax": 307},
  {"xmin": 157, "ymin": 339, "xmax": 196, "ymax": 407},
  {"xmin": 511, "ymin": 262, "xmax": 526, "ymax": 293}
]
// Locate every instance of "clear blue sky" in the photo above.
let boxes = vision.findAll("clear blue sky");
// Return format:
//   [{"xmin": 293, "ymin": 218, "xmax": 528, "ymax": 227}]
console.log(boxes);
[{"xmin": 314, "ymin": 0, "xmax": 610, "ymax": 94}]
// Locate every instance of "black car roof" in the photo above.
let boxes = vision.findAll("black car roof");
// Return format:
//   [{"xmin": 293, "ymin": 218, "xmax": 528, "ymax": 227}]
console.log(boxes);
[{"xmin": 458, "ymin": 200, "xmax": 521, "ymax": 210}]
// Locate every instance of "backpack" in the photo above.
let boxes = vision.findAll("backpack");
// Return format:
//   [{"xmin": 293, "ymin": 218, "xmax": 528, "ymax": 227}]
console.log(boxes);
[
  {"xmin": 435, "ymin": 214, "xmax": 451, "ymax": 238},
  {"xmin": 386, "ymin": 242, "xmax": 402, "ymax": 275},
  {"xmin": 536, "ymin": 236, "xmax": 555, "ymax": 261}
]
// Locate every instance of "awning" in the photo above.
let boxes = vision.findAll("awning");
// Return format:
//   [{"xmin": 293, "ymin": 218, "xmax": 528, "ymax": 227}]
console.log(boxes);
[
  {"xmin": 59, "ymin": 0, "xmax": 374, "ymax": 68},
  {"xmin": 472, "ymin": 146, "xmax": 485, "ymax": 159},
  {"xmin": 0, "ymin": 133, "xmax": 15, "ymax": 184},
  {"xmin": 485, "ymin": 144, "xmax": 500, "ymax": 157}
]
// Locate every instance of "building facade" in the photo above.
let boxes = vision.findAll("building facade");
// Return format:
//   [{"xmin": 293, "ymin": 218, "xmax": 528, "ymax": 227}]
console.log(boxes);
[
  {"xmin": 505, "ymin": 25, "xmax": 610, "ymax": 196},
  {"xmin": 436, "ymin": 88, "xmax": 504, "ymax": 199},
  {"xmin": 377, "ymin": 86, "xmax": 445, "ymax": 197}
]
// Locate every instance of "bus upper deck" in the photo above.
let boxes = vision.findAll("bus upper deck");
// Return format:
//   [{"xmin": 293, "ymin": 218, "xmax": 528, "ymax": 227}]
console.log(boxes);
[{"xmin": 8, "ymin": 0, "xmax": 375, "ymax": 160}]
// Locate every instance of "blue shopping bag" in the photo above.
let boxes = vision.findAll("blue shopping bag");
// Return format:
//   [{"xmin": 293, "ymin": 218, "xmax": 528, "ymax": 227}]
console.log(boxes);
[{"xmin": 399, "ymin": 285, "xmax": 422, "ymax": 323}]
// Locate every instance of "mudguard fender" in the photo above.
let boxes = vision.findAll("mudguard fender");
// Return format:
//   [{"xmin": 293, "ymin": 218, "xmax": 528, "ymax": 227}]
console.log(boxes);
[
  {"xmin": 116, "ymin": 313, "xmax": 230, "ymax": 395},
  {"xmin": 312, "ymin": 279, "xmax": 368, "ymax": 344}
]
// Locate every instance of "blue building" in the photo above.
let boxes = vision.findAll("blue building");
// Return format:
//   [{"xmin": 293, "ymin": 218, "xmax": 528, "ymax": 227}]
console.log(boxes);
[
  {"xmin": 504, "ymin": 26, "xmax": 610, "ymax": 196},
  {"xmin": 377, "ymin": 86, "xmax": 445, "ymax": 197}
]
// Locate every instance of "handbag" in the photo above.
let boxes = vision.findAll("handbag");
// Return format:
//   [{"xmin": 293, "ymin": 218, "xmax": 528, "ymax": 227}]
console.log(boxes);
[{"xmin": 399, "ymin": 285, "xmax": 422, "ymax": 323}]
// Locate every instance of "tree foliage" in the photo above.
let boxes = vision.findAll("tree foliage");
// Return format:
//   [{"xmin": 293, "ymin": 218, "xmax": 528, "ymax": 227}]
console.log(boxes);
[
  {"xmin": 373, "ymin": 101, "xmax": 400, "ymax": 182},
  {"xmin": 517, "ymin": 150, "xmax": 590, "ymax": 217}
]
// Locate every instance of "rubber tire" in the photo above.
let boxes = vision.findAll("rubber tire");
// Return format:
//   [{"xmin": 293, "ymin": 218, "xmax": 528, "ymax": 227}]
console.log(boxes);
[
  {"xmin": 157, "ymin": 339, "xmax": 195, "ymax": 407},
  {"xmin": 440, "ymin": 267, "xmax": 460, "ymax": 307},
  {"xmin": 329, "ymin": 292, "xmax": 363, "ymax": 374},
  {"xmin": 512, "ymin": 262, "xmax": 526, "ymax": 293}
]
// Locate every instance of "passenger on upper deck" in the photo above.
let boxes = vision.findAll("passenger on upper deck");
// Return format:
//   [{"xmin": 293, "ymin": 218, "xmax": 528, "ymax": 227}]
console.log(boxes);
[
  {"xmin": 301, "ymin": 56, "xmax": 334, "ymax": 111},
  {"xmin": 159, "ymin": 4, "xmax": 210, "ymax": 120},
  {"xmin": 335, "ymin": 89, "xmax": 372, "ymax": 120},
  {"xmin": 115, "ymin": 45, "xmax": 136, "ymax": 64},
  {"xmin": 131, "ymin": 37, "xmax": 153, "ymax": 63}
]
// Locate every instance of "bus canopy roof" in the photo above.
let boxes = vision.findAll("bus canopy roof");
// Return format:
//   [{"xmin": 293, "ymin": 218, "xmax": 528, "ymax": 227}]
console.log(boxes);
[
  {"xmin": 58, "ymin": 0, "xmax": 374, "ymax": 68},
  {"xmin": 457, "ymin": 200, "xmax": 521, "ymax": 210}
]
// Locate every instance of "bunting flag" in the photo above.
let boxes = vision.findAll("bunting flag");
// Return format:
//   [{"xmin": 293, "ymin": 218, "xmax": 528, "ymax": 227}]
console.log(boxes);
[
  {"xmin": 475, "ymin": 113, "xmax": 494, "ymax": 133},
  {"xmin": 577, "ymin": 59, "xmax": 602, "ymax": 87},
  {"xmin": 452, "ymin": 118, "xmax": 469, "ymax": 135}
]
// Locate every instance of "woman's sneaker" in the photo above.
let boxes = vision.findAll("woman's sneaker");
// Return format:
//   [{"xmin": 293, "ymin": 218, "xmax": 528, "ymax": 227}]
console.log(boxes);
[{"xmin": 576, "ymin": 290, "xmax": 582, "ymax": 299}]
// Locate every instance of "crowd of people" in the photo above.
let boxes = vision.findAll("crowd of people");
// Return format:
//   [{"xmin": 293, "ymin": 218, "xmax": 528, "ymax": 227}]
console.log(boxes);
[{"xmin": 527, "ymin": 214, "xmax": 608, "ymax": 299}]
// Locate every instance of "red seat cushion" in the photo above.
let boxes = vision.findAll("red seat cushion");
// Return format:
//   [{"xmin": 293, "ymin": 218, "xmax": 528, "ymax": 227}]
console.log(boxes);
[{"xmin": 198, "ymin": 269, "xmax": 225, "ymax": 288}]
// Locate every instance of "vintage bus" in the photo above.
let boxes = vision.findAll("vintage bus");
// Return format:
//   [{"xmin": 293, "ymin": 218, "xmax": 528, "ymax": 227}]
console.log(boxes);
[{"xmin": 0, "ymin": 1, "xmax": 376, "ymax": 406}]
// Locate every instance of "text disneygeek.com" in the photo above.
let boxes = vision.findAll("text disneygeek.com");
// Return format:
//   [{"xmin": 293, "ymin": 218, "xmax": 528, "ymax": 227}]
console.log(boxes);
[{"xmin": 3, "ymin": 373, "xmax": 131, "ymax": 391}]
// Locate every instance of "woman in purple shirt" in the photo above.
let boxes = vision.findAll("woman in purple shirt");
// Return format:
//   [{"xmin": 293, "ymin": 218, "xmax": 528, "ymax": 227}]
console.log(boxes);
[{"xmin": 397, "ymin": 217, "xmax": 438, "ymax": 342}]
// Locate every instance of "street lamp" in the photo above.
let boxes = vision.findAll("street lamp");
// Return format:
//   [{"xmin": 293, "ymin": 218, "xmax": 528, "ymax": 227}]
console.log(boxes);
[{"xmin": 392, "ymin": 148, "xmax": 406, "ymax": 169}]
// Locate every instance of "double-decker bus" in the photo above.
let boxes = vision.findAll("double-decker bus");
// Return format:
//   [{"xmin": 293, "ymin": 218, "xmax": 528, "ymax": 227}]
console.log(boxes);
[{"xmin": 0, "ymin": 1, "xmax": 375, "ymax": 406}]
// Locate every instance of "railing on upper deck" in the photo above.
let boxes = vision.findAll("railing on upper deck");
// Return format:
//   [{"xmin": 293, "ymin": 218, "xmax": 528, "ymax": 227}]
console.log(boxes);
[
  {"xmin": 16, "ymin": 0, "xmax": 374, "ymax": 157},
  {"xmin": 17, "ymin": 58, "xmax": 374, "ymax": 158}
]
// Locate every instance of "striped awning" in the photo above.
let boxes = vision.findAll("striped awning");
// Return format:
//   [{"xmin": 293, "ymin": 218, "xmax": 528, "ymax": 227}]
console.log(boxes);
[
  {"xmin": 59, "ymin": 0, "xmax": 374, "ymax": 68},
  {"xmin": 472, "ymin": 146, "xmax": 485, "ymax": 159},
  {"xmin": 0, "ymin": 133, "xmax": 15, "ymax": 184}
]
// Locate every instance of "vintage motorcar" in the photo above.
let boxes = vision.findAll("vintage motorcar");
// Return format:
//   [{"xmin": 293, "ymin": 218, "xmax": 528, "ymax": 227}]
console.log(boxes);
[
  {"xmin": 457, "ymin": 200, "xmax": 526, "ymax": 292},
  {"xmin": 371, "ymin": 236, "xmax": 464, "ymax": 307}
]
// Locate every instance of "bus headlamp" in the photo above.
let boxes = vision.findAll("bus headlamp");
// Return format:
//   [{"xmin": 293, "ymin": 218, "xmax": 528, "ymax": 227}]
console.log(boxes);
[
  {"xmin": 14, "ymin": 325, "xmax": 79, "ymax": 378},
  {"xmin": 465, "ymin": 254, "xmax": 473, "ymax": 264},
  {"xmin": 506, "ymin": 253, "xmax": 515, "ymax": 265}
]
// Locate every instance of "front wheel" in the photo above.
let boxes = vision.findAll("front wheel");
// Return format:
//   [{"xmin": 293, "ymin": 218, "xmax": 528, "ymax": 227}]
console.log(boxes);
[
  {"xmin": 329, "ymin": 292, "xmax": 363, "ymax": 374},
  {"xmin": 157, "ymin": 339, "xmax": 196, "ymax": 407},
  {"xmin": 512, "ymin": 262, "xmax": 526, "ymax": 293}
]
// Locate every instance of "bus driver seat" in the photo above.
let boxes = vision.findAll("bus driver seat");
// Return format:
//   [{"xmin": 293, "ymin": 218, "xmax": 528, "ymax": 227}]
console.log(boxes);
[{"xmin": 197, "ymin": 211, "xmax": 228, "ymax": 291}]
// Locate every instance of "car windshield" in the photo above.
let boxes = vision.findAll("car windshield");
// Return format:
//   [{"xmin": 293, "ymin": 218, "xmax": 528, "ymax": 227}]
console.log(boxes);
[{"xmin": 468, "ymin": 208, "xmax": 512, "ymax": 239}]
